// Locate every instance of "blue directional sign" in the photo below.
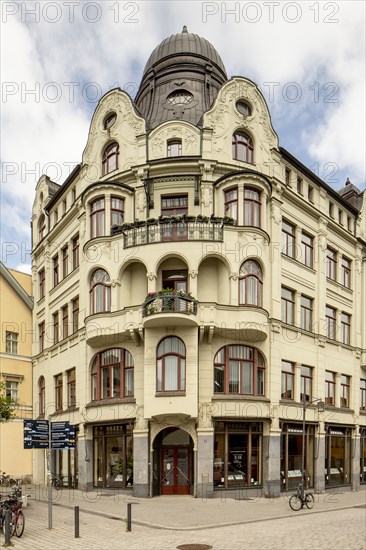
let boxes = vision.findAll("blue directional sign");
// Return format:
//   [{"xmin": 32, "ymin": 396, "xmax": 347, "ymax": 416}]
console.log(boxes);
[
  {"xmin": 24, "ymin": 420, "xmax": 76, "ymax": 449},
  {"xmin": 51, "ymin": 421, "xmax": 75, "ymax": 450}
]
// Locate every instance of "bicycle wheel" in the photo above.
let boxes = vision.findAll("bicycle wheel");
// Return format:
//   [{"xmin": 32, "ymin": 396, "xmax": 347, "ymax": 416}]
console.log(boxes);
[
  {"xmin": 289, "ymin": 494, "xmax": 302, "ymax": 511},
  {"xmin": 15, "ymin": 510, "xmax": 25, "ymax": 537},
  {"xmin": 305, "ymin": 492, "xmax": 314, "ymax": 509},
  {"xmin": 2, "ymin": 510, "xmax": 16, "ymax": 537}
]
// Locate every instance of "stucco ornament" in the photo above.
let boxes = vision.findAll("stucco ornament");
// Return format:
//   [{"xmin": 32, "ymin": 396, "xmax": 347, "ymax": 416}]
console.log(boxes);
[
  {"xmin": 201, "ymin": 185, "xmax": 212, "ymax": 207},
  {"xmin": 137, "ymin": 190, "xmax": 146, "ymax": 213}
]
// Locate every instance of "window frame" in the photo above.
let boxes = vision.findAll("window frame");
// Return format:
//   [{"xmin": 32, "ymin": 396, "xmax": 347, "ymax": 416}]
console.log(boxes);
[
  {"xmin": 340, "ymin": 375, "xmax": 350, "ymax": 408},
  {"xmin": 360, "ymin": 379, "xmax": 366, "ymax": 410},
  {"xmin": 326, "ymin": 305, "xmax": 337, "ymax": 340},
  {"xmin": 72, "ymin": 234, "xmax": 79, "ymax": 269},
  {"xmin": 38, "ymin": 215, "xmax": 46, "ymax": 240},
  {"xmin": 5, "ymin": 380, "xmax": 19, "ymax": 402},
  {"xmin": 39, "ymin": 268, "xmax": 45, "ymax": 300},
  {"xmin": 326, "ymin": 248, "xmax": 337, "ymax": 281},
  {"xmin": 53, "ymin": 311, "xmax": 59, "ymax": 344},
  {"xmin": 243, "ymin": 188, "xmax": 261, "ymax": 227},
  {"xmin": 281, "ymin": 360, "xmax": 295, "ymax": 400},
  {"xmin": 167, "ymin": 139, "xmax": 182, "ymax": 157},
  {"xmin": 281, "ymin": 287, "xmax": 295, "ymax": 325},
  {"xmin": 5, "ymin": 331, "xmax": 18, "ymax": 354},
  {"xmin": 156, "ymin": 337, "xmax": 186, "ymax": 393},
  {"xmin": 67, "ymin": 368, "xmax": 76, "ymax": 408},
  {"xmin": 90, "ymin": 197, "xmax": 105, "ymax": 238},
  {"xmin": 300, "ymin": 295, "xmax": 313, "ymax": 332},
  {"xmin": 62, "ymin": 305, "xmax": 69, "ymax": 340},
  {"xmin": 224, "ymin": 187, "xmax": 238, "ymax": 222},
  {"xmin": 90, "ymin": 269, "xmax": 111, "ymax": 314},
  {"xmin": 239, "ymin": 260, "xmax": 263, "ymax": 307},
  {"xmin": 110, "ymin": 196, "xmax": 125, "ymax": 227},
  {"xmin": 39, "ymin": 322, "xmax": 45, "ymax": 353},
  {"xmin": 62, "ymin": 245, "xmax": 68, "ymax": 279},
  {"xmin": 72, "ymin": 297, "xmax": 79, "ymax": 334},
  {"xmin": 213, "ymin": 345, "xmax": 265, "ymax": 397},
  {"xmin": 300, "ymin": 365, "xmax": 312, "ymax": 403},
  {"xmin": 38, "ymin": 376, "xmax": 45, "ymax": 416},
  {"xmin": 282, "ymin": 220, "xmax": 296, "ymax": 258},
  {"xmin": 340, "ymin": 312, "xmax": 351, "ymax": 345},
  {"xmin": 91, "ymin": 348, "xmax": 134, "ymax": 401},
  {"xmin": 53, "ymin": 254, "xmax": 59, "ymax": 287},
  {"xmin": 232, "ymin": 131, "xmax": 254, "ymax": 163},
  {"xmin": 325, "ymin": 371, "xmax": 336, "ymax": 405},
  {"xmin": 301, "ymin": 232, "xmax": 314, "ymax": 268},
  {"xmin": 55, "ymin": 373, "xmax": 63, "ymax": 412},
  {"xmin": 102, "ymin": 142, "xmax": 119, "ymax": 176},
  {"xmin": 341, "ymin": 257, "xmax": 351, "ymax": 288}
]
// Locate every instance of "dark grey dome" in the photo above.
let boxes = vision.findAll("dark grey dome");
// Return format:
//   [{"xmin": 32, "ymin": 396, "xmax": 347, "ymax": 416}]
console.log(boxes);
[
  {"xmin": 142, "ymin": 27, "xmax": 227, "ymax": 80},
  {"xmin": 135, "ymin": 27, "xmax": 228, "ymax": 130}
]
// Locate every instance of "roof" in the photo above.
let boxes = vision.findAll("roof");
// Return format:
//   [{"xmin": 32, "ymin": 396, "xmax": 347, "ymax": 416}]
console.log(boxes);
[{"xmin": 0, "ymin": 262, "xmax": 33, "ymax": 310}]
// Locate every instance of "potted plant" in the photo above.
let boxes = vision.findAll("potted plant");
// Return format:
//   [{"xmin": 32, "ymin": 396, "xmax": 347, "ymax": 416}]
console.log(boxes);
[
  {"xmin": 146, "ymin": 218, "xmax": 158, "ymax": 225},
  {"xmin": 210, "ymin": 215, "xmax": 223, "ymax": 224},
  {"xmin": 196, "ymin": 214, "xmax": 209, "ymax": 223},
  {"xmin": 223, "ymin": 216, "xmax": 235, "ymax": 225}
]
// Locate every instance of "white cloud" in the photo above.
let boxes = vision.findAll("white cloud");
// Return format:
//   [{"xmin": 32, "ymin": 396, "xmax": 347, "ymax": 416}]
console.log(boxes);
[{"xmin": 1, "ymin": 0, "xmax": 365, "ymax": 270}]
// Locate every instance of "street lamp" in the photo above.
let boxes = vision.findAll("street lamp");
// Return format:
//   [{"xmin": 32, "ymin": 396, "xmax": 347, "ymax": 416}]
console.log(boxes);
[{"xmin": 301, "ymin": 393, "xmax": 324, "ymax": 501}]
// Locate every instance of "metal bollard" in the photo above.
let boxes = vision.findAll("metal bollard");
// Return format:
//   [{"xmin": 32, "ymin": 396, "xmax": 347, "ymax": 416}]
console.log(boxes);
[
  {"xmin": 3, "ymin": 509, "xmax": 12, "ymax": 546},
  {"xmin": 127, "ymin": 502, "xmax": 132, "ymax": 532},
  {"xmin": 74, "ymin": 506, "xmax": 80, "ymax": 538}
]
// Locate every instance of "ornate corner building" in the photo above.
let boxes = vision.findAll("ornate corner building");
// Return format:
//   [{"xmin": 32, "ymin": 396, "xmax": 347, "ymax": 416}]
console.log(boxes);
[{"xmin": 31, "ymin": 28, "xmax": 366, "ymax": 498}]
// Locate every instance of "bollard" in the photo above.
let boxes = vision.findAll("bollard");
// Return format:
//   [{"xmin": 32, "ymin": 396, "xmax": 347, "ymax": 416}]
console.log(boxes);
[
  {"xmin": 3, "ymin": 509, "xmax": 12, "ymax": 546},
  {"xmin": 127, "ymin": 502, "xmax": 132, "ymax": 532},
  {"xmin": 74, "ymin": 506, "xmax": 80, "ymax": 538}
]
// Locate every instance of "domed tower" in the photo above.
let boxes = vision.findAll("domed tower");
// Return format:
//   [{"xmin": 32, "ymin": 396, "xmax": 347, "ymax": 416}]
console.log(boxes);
[{"xmin": 135, "ymin": 26, "xmax": 227, "ymax": 129}]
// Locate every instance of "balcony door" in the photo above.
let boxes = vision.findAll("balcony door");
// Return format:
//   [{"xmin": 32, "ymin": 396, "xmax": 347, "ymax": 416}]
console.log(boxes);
[{"xmin": 162, "ymin": 270, "xmax": 187, "ymax": 312}]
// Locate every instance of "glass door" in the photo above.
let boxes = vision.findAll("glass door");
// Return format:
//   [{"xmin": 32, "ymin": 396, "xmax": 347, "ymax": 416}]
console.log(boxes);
[{"xmin": 161, "ymin": 447, "xmax": 190, "ymax": 495}]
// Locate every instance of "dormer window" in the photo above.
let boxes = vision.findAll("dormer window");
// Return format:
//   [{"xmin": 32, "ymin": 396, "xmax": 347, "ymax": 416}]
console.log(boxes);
[
  {"xmin": 167, "ymin": 90, "xmax": 193, "ymax": 105},
  {"xmin": 167, "ymin": 139, "xmax": 182, "ymax": 157},
  {"xmin": 102, "ymin": 142, "xmax": 119, "ymax": 176}
]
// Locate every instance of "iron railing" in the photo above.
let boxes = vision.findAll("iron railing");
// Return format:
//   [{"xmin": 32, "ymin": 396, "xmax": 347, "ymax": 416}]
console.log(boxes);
[{"xmin": 142, "ymin": 292, "xmax": 198, "ymax": 317}]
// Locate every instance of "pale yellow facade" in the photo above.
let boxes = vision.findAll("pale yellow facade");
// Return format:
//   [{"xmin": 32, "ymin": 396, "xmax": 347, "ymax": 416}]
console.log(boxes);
[
  {"xmin": 31, "ymin": 30, "xmax": 366, "ymax": 497},
  {"xmin": 0, "ymin": 265, "xmax": 33, "ymax": 479}
]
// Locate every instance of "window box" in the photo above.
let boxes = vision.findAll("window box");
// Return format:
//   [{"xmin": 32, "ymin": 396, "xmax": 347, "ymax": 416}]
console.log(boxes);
[
  {"xmin": 196, "ymin": 215, "xmax": 209, "ymax": 223},
  {"xmin": 223, "ymin": 216, "xmax": 235, "ymax": 225}
]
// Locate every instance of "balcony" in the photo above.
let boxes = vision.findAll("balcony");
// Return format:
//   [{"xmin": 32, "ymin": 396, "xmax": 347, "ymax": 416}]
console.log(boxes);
[
  {"xmin": 111, "ymin": 217, "xmax": 226, "ymax": 248},
  {"xmin": 142, "ymin": 291, "xmax": 198, "ymax": 327}
]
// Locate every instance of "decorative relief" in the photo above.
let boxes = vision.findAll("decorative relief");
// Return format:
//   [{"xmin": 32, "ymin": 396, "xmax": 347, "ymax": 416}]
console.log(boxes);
[
  {"xmin": 270, "ymin": 202, "xmax": 282, "ymax": 224},
  {"xmin": 137, "ymin": 190, "xmax": 146, "ymax": 213},
  {"xmin": 229, "ymin": 272, "xmax": 238, "ymax": 281},
  {"xmin": 150, "ymin": 126, "xmax": 199, "ymax": 157},
  {"xmin": 147, "ymin": 272, "xmax": 157, "ymax": 281},
  {"xmin": 189, "ymin": 269, "xmax": 198, "ymax": 278},
  {"xmin": 201, "ymin": 185, "xmax": 212, "ymax": 207},
  {"xmin": 149, "ymin": 419, "xmax": 197, "ymax": 449}
]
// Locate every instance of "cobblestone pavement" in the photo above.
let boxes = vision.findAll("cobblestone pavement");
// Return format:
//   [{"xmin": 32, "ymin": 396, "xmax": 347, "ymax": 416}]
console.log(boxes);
[{"xmin": 0, "ymin": 491, "xmax": 366, "ymax": 550}]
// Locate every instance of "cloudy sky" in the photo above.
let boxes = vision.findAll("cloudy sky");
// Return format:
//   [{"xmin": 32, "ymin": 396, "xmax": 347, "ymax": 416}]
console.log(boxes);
[{"xmin": 1, "ymin": 0, "xmax": 365, "ymax": 274}]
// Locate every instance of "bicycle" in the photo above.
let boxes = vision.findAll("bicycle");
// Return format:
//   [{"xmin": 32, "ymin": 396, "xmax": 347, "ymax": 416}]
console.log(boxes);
[
  {"xmin": 289, "ymin": 482, "xmax": 315, "ymax": 511},
  {"xmin": 50, "ymin": 473, "xmax": 63, "ymax": 490},
  {"xmin": 0, "ymin": 495, "xmax": 25, "ymax": 538}
]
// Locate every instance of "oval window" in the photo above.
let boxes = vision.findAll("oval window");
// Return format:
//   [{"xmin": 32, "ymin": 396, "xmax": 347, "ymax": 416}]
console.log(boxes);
[
  {"xmin": 236, "ymin": 100, "xmax": 251, "ymax": 117},
  {"xmin": 104, "ymin": 112, "xmax": 117, "ymax": 130},
  {"xmin": 167, "ymin": 90, "xmax": 193, "ymax": 106}
]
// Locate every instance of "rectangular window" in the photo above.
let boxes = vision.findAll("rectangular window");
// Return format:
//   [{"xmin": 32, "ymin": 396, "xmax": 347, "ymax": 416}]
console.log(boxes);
[
  {"xmin": 54, "ymin": 210, "xmax": 58, "ymax": 225},
  {"xmin": 360, "ymin": 380, "xmax": 366, "ymax": 410},
  {"xmin": 167, "ymin": 140, "xmax": 182, "ymax": 157},
  {"xmin": 297, "ymin": 177, "xmax": 303, "ymax": 194},
  {"xmin": 325, "ymin": 371, "xmax": 336, "ymax": 405},
  {"xmin": 62, "ymin": 246, "xmax": 68, "ymax": 279},
  {"xmin": 55, "ymin": 374, "xmax": 63, "ymax": 412},
  {"xmin": 63, "ymin": 199, "xmax": 67, "ymax": 215},
  {"xmin": 111, "ymin": 196, "xmax": 124, "ymax": 227},
  {"xmin": 72, "ymin": 234, "xmax": 79, "ymax": 270},
  {"xmin": 300, "ymin": 232, "xmax": 313, "ymax": 268},
  {"xmin": 62, "ymin": 305, "xmax": 68, "ymax": 340},
  {"xmin": 72, "ymin": 188, "xmax": 76, "ymax": 203},
  {"xmin": 90, "ymin": 198, "xmax": 105, "ymax": 238},
  {"xmin": 39, "ymin": 268, "xmax": 45, "ymax": 300},
  {"xmin": 341, "ymin": 312, "xmax": 351, "ymax": 345},
  {"xmin": 282, "ymin": 220, "xmax": 296, "ymax": 258},
  {"xmin": 329, "ymin": 202, "xmax": 334, "ymax": 217},
  {"xmin": 326, "ymin": 248, "xmax": 337, "ymax": 280},
  {"xmin": 326, "ymin": 306, "xmax": 337, "ymax": 339},
  {"xmin": 300, "ymin": 365, "xmax": 312, "ymax": 403},
  {"xmin": 53, "ymin": 312, "xmax": 59, "ymax": 344},
  {"xmin": 338, "ymin": 210, "xmax": 343, "ymax": 225},
  {"xmin": 347, "ymin": 216, "xmax": 352, "ymax": 231},
  {"xmin": 161, "ymin": 195, "xmax": 188, "ymax": 216},
  {"xmin": 53, "ymin": 255, "xmax": 59, "ymax": 286},
  {"xmin": 340, "ymin": 375, "xmax": 350, "ymax": 408},
  {"xmin": 281, "ymin": 287, "xmax": 295, "ymax": 325},
  {"xmin": 72, "ymin": 297, "xmax": 79, "ymax": 334},
  {"xmin": 5, "ymin": 331, "xmax": 18, "ymax": 354},
  {"xmin": 341, "ymin": 257, "xmax": 351, "ymax": 288},
  {"xmin": 281, "ymin": 361, "xmax": 294, "ymax": 400},
  {"xmin": 5, "ymin": 381, "xmax": 19, "ymax": 402},
  {"xmin": 300, "ymin": 295, "xmax": 313, "ymax": 332},
  {"xmin": 39, "ymin": 322, "xmax": 45, "ymax": 352},
  {"xmin": 285, "ymin": 168, "xmax": 291, "ymax": 186},
  {"xmin": 224, "ymin": 188, "xmax": 238, "ymax": 222},
  {"xmin": 308, "ymin": 186, "xmax": 314, "ymax": 203},
  {"xmin": 67, "ymin": 369, "xmax": 76, "ymax": 408},
  {"xmin": 243, "ymin": 188, "xmax": 261, "ymax": 227}
]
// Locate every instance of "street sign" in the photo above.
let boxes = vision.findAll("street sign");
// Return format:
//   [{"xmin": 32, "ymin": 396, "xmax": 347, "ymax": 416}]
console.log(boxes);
[
  {"xmin": 24, "ymin": 420, "xmax": 76, "ymax": 449},
  {"xmin": 51, "ymin": 420, "xmax": 75, "ymax": 450}
]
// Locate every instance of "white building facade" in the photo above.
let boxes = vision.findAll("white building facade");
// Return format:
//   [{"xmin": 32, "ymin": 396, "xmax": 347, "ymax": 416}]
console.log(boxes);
[{"xmin": 31, "ymin": 28, "xmax": 366, "ymax": 498}]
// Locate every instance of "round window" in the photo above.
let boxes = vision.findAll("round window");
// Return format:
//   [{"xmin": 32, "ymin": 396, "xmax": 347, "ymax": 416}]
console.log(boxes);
[
  {"xmin": 167, "ymin": 90, "xmax": 194, "ymax": 106},
  {"xmin": 104, "ymin": 112, "xmax": 117, "ymax": 130},
  {"xmin": 236, "ymin": 100, "xmax": 252, "ymax": 116}
]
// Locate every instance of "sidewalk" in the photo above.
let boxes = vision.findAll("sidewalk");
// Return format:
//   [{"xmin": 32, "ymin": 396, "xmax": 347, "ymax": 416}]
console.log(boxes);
[{"xmin": 29, "ymin": 485, "xmax": 366, "ymax": 530}]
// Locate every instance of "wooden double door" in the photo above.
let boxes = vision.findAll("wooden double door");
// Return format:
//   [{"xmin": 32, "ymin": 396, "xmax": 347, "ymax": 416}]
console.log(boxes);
[{"xmin": 161, "ymin": 446, "xmax": 190, "ymax": 495}]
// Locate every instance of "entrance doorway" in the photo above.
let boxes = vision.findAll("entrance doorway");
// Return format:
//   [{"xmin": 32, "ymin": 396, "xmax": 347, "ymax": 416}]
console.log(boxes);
[{"xmin": 153, "ymin": 427, "xmax": 193, "ymax": 496}]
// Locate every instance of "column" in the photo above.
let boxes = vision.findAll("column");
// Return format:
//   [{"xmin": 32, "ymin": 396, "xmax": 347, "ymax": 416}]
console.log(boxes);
[
  {"xmin": 314, "ymin": 421, "xmax": 326, "ymax": 492},
  {"xmin": 263, "ymin": 420, "xmax": 281, "ymax": 498},
  {"xmin": 196, "ymin": 428, "xmax": 214, "ymax": 498},
  {"xmin": 77, "ymin": 424, "xmax": 93, "ymax": 491},
  {"xmin": 351, "ymin": 432, "xmax": 360, "ymax": 491},
  {"xmin": 133, "ymin": 429, "xmax": 149, "ymax": 497}
]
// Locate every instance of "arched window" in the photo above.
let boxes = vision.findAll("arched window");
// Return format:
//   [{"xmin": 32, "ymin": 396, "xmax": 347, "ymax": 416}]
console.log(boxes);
[
  {"xmin": 38, "ymin": 376, "xmax": 45, "ymax": 416},
  {"xmin": 232, "ymin": 132, "xmax": 254, "ymax": 163},
  {"xmin": 214, "ymin": 345, "xmax": 265, "ymax": 396},
  {"xmin": 91, "ymin": 348, "xmax": 134, "ymax": 400},
  {"xmin": 90, "ymin": 269, "xmax": 111, "ymax": 314},
  {"xmin": 157, "ymin": 337, "xmax": 186, "ymax": 392},
  {"xmin": 102, "ymin": 142, "xmax": 119, "ymax": 176},
  {"xmin": 167, "ymin": 139, "xmax": 182, "ymax": 157},
  {"xmin": 244, "ymin": 188, "xmax": 261, "ymax": 227},
  {"xmin": 239, "ymin": 260, "xmax": 263, "ymax": 306},
  {"xmin": 38, "ymin": 214, "xmax": 46, "ymax": 240}
]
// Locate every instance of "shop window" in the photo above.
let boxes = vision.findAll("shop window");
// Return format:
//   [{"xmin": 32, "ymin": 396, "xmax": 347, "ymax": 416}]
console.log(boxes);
[
  {"xmin": 90, "ymin": 198, "xmax": 105, "ymax": 238},
  {"xmin": 282, "ymin": 220, "xmax": 295, "ymax": 258},
  {"xmin": 301, "ymin": 232, "xmax": 313, "ymax": 268},
  {"xmin": 243, "ymin": 188, "xmax": 260, "ymax": 227},
  {"xmin": 224, "ymin": 188, "xmax": 238, "ymax": 222},
  {"xmin": 281, "ymin": 423, "xmax": 315, "ymax": 491},
  {"xmin": 239, "ymin": 260, "xmax": 263, "ymax": 306},
  {"xmin": 325, "ymin": 427, "xmax": 351, "ymax": 486},
  {"xmin": 281, "ymin": 287, "xmax": 295, "ymax": 325},
  {"xmin": 325, "ymin": 371, "xmax": 336, "ymax": 405},
  {"xmin": 300, "ymin": 295, "xmax": 313, "ymax": 332},
  {"xmin": 167, "ymin": 139, "xmax": 182, "ymax": 157},
  {"xmin": 91, "ymin": 348, "xmax": 134, "ymax": 401},
  {"xmin": 38, "ymin": 376, "xmax": 45, "ymax": 416},
  {"xmin": 93, "ymin": 424, "xmax": 133, "ymax": 489},
  {"xmin": 5, "ymin": 331, "xmax": 18, "ymax": 354},
  {"xmin": 90, "ymin": 269, "xmax": 111, "ymax": 314},
  {"xmin": 214, "ymin": 345, "xmax": 265, "ymax": 396},
  {"xmin": 232, "ymin": 132, "xmax": 253, "ymax": 163},
  {"xmin": 213, "ymin": 421, "xmax": 262, "ymax": 489},
  {"xmin": 102, "ymin": 142, "xmax": 119, "ymax": 176},
  {"xmin": 281, "ymin": 361, "xmax": 294, "ymax": 400},
  {"xmin": 157, "ymin": 337, "xmax": 186, "ymax": 392}
]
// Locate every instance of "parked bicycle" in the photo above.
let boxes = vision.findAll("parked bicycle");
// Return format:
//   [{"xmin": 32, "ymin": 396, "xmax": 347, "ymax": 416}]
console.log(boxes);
[
  {"xmin": 289, "ymin": 482, "xmax": 315, "ymax": 511},
  {"xmin": 50, "ymin": 473, "xmax": 63, "ymax": 490},
  {"xmin": 0, "ymin": 493, "xmax": 25, "ymax": 538}
]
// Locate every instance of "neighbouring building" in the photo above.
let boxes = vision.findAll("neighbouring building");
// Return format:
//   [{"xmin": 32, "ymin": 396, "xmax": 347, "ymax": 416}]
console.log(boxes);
[
  {"xmin": 0, "ymin": 262, "xmax": 33, "ymax": 480},
  {"xmin": 31, "ymin": 28, "xmax": 366, "ymax": 497}
]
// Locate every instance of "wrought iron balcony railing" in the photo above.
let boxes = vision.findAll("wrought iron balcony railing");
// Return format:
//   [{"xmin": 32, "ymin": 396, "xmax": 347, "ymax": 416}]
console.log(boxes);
[
  {"xmin": 142, "ymin": 291, "xmax": 198, "ymax": 317},
  {"xmin": 111, "ymin": 220, "xmax": 224, "ymax": 248}
]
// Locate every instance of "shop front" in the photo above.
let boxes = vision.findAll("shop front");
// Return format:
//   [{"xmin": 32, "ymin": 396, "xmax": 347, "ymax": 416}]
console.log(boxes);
[
  {"xmin": 360, "ymin": 427, "xmax": 366, "ymax": 485},
  {"xmin": 325, "ymin": 425, "xmax": 351, "ymax": 487},
  {"xmin": 280, "ymin": 423, "xmax": 315, "ymax": 491},
  {"xmin": 213, "ymin": 421, "xmax": 262, "ymax": 489},
  {"xmin": 93, "ymin": 423, "xmax": 133, "ymax": 489}
]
